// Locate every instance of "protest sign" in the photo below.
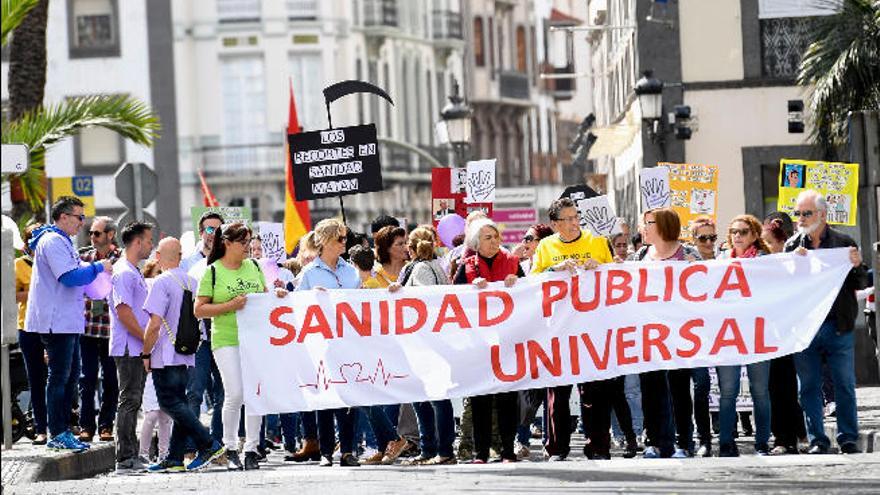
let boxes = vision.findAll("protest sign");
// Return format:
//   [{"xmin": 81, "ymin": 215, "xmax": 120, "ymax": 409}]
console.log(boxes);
[
  {"xmin": 431, "ymin": 168, "xmax": 492, "ymax": 228},
  {"xmin": 777, "ymin": 159, "xmax": 859, "ymax": 226},
  {"xmin": 640, "ymin": 166, "xmax": 671, "ymax": 210},
  {"xmin": 560, "ymin": 184, "xmax": 599, "ymax": 229},
  {"xmin": 257, "ymin": 222, "xmax": 286, "ymax": 262},
  {"xmin": 577, "ymin": 195, "xmax": 618, "ymax": 237},
  {"xmin": 465, "ymin": 159, "xmax": 497, "ymax": 203},
  {"xmin": 190, "ymin": 206, "xmax": 252, "ymax": 235},
  {"xmin": 237, "ymin": 249, "xmax": 851, "ymax": 414},
  {"xmin": 659, "ymin": 162, "xmax": 719, "ymax": 240},
  {"xmin": 289, "ymin": 124, "xmax": 383, "ymax": 200}
]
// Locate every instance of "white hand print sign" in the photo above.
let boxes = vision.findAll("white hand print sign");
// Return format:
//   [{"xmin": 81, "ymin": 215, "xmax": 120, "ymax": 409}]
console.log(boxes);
[
  {"xmin": 577, "ymin": 195, "xmax": 618, "ymax": 237},
  {"xmin": 640, "ymin": 166, "xmax": 671, "ymax": 210},
  {"xmin": 465, "ymin": 159, "xmax": 496, "ymax": 203}
]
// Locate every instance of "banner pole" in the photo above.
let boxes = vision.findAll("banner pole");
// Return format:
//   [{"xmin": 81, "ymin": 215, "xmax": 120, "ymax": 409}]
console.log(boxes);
[{"xmin": 325, "ymin": 101, "xmax": 347, "ymax": 225}]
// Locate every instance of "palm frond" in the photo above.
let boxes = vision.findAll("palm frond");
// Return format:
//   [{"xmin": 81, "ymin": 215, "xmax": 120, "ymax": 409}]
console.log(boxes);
[
  {"xmin": 1, "ymin": 0, "xmax": 41, "ymax": 45},
  {"xmin": 1, "ymin": 95, "xmax": 161, "ymax": 211}
]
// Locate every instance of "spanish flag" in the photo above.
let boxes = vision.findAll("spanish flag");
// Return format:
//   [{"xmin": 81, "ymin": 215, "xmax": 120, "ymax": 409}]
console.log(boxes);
[{"xmin": 284, "ymin": 79, "xmax": 312, "ymax": 254}]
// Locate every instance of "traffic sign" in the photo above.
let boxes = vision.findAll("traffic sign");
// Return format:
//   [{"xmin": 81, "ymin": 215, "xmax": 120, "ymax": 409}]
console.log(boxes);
[
  {"xmin": 114, "ymin": 162, "xmax": 158, "ymax": 210},
  {"xmin": 51, "ymin": 176, "xmax": 95, "ymax": 216},
  {"xmin": 1, "ymin": 144, "xmax": 29, "ymax": 174}
]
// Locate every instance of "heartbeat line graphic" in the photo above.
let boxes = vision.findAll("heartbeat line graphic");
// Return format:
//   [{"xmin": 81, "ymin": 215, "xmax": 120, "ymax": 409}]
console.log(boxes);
[{"xmin": 299, "ymin": 359, "xmax": 409, "ymax": 390}]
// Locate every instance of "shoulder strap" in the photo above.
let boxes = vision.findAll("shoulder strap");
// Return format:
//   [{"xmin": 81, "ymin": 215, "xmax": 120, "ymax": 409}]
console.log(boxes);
[
  {"xmin": 637, "ymin": 246, "xmax": 649, "ymax": 261},
  {"xmin": 166, "ymin": 270, "xmax": 192, "ymax": 293},
  {"xmin": 210, "ymin": 264, "xmax": 216, "ymax": 291}
]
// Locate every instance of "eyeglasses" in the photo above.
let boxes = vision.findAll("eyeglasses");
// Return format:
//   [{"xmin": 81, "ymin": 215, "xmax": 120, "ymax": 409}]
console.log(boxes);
[
  {"xmin": 337, "ymin": 235, "xmax": 347, "ymax": 244},
  {"xmin": 226, "ymin": 236, "xmax": 250, "ymax": 246},
  {"xmin": 613, "ymin": 243, "xmax": 628, "ymax": 248},
  {"xmin": 522, "ymin": 235, "xmax": 535, "ymax": 243},
  {"xmin": 729, "ymin": 228, "xmax": 751, "ymax": 237},
  {"xmin": 553, "ymin": 216, "xmax": 580, "ymax": 223},
  {"xmin": 792, "ymin": 210, "xmax": 815, "ymax": 218},
  {"xmin": 696, "ymin": 234, "xmax": 717, "ymax": 242},
  {"xmin": 88, "ymin": 230, "xmax": 105, "ymax": 237},
  {"xmin": 64, "ymin": 212, "xmax": 85, "ymax": 222},
  {"xmin": 645, "ymin": 220, "xmax": 657, "ymax": 226},
  {"xmin": 202, "ymin": 226, "xmax": 217, "ymax": 235}
]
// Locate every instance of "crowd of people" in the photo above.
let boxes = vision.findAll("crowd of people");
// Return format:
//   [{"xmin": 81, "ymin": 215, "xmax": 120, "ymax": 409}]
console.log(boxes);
[{"xmin": 14, "ymin": 188, "xmax": 870, "ymax": 475}]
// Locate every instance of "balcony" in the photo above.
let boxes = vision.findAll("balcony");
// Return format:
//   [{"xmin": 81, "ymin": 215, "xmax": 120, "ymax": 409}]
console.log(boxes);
[
  {"xmin": 363, "ymin": 0, "xmax": 398, "ymax": 28},
  {"xmin": 286, "ymin": 0, "xmax": 318, "ymax": 20},
  {"xmin": 199, "ymin": 143, "xmax": 285, "ymax": 179},
  {"xmin": 217, "ymin": 0, "xmax": 261, "ymax": 23},
  {"xmin": 542, "ymin": 63, "xmax": 575, "ymax": 101},
  {"xmin": 432, "ymin": 10, "xmax": 462, "ymax": 40},
  {"xmin": 499, "ymin": 71, "xmax": 530, "ymax": 100}
]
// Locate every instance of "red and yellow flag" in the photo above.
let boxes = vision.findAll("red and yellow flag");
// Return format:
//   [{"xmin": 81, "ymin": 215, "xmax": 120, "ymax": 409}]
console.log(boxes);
[{"xmin": 284, "ymin": 79, "xmax": 312, "ymax": 254}]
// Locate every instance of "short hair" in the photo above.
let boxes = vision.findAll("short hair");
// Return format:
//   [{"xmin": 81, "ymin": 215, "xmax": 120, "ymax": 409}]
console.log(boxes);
[
  {"xmin": 727, "ymin": 214, "xmax": 771, "ymax": 253},
  {"xmin": 198, "ymin": 211, "xmax": 224, "ymax": 231},
  {"xmin": 796, "ymin": 189, "xmax": 828, "ymax": 212},
  {"xmin": 465, "ymin": 218, "xmax": 501, "ymax": 251},
  {"xmin": 120, "ymin": 221, "xmax": 154, "ymax": 247},
  {"xmin": 451, "ymin": 233, "xmax": 465, "ymax": 247},
  {"xmin": 348, "ymin": 244, "xmax": 375, "ymax": 271},
  {"xmin": 631, "ymin": 232, "xmax": 642, "ymax": 246},
  {"xmin": 370, "ymin": 215, "xmax": 399, "ymax": 235},
  {"xmin": 763, "ymin": 211, "xmax": 794, "ymax": 243},
  {"xmin": 645, "ymin": 207, "xmax": 681, "ymax": 242},
  {"xmin": 374, "ymin": 225, "xmax": 406, "ymax": 264},
  {"xmin": 92, "ymin": 216, "xmax": 117, "ymax": 234},
  {"xmin": 548, "ymin": 198, "xmax": 576, "ymax": 221},
  {"xmin": 529, "ymin": 223, "xmax": 554, "ymax": 240},
  {"xmin": 690, "ymin": 215, "xmax": 715, "ymax": 231},
  {"xmin": 312, "ymin": 218, "xmax": 347, "ymax": 254},
  {"xmin": 408, "ymin": 226, "xmax": 436, "ymax": 261},
  {"xmin": 50, "ymin": 196, "xmax": 85, "ymax": 222}
]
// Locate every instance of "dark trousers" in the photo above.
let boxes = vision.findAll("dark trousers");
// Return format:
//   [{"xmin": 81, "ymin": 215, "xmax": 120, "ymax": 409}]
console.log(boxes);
[
  {"xmin": 608, "ymin": 376, "xmax": 637, "ymax": 446},
  {"xmin": 545, "ymin": 384, "xmax": 572, "ymax": 456},
  {"xmin": 413, "ymin": 400, "xmax": 456, "ymax": 458},
  {"xmin": 153, "ymin": 365, "xmax": 214, "ymax": 463},
  {"xmin": 18, "ymin": 331, "xmax": 48, "ymax": 435},
  {"xmin": 471, "ymin": 392, "xmax": 518, "ymax": 461},
  {"xmin": 362, "ymin": 405, "xmax": 398, "ymax": 452},
  {"xmin": 115, "ymin": 355, "xmax": 146, "ymax": 463},
  {"xmin": 317, "ymin": 408, "xmax": 356, "ymax": 456},
  {"xmin": 300, "ymin": 410, "xmax": 318, "ymax": 440},
  {"xmin": 79, "ymin": 335, "xmax": 118, "ymax": 434},
  {"xmin": 692, "ymin": 367, "xmax": 712, "ymax": 446},
  {"xmin": 639, "ymin": 371, "xmax": 676, "ymax": 457},
  {"xmin": 40, "ymin": 333, "xmax": 80, "ymax": 437},
  {"xmin": 186, "ymin": 340, "xmax": 223, "ymax": 444},
  {"xmin": 668, "ymin": 368, "xmax": 694, "ymax": 451},
  {"xmin": 770, "ymin": 355, "xmax": 806, "ymax": 448},
  {"xmin": 579, "ymin": 380, "xmax": 614, "ymax": 456}
]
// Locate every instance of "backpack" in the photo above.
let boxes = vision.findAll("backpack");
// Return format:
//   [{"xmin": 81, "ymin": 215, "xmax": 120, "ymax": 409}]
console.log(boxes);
[{"xmin": 162, "ymin": 271, "xmax": 200, "ymax": 355}]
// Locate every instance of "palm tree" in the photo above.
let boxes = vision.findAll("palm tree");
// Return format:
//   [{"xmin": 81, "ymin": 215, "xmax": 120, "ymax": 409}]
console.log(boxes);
[
  {"xmin": 1, "ymin": 0, "xmax": 161, "ymax": 220},
  {"xmin": 797, "ymin": 0, "xmax": 880, "ymax": 160}
]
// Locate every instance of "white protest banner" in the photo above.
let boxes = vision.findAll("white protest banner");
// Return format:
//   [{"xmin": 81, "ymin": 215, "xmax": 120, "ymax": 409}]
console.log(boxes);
[
  {"xmin": 465, "ymin": 159, "xmax": 496, "ymax": 203},
  {"xmin": 577, "ymin": 195, "xmax": 618, "ymax": 237},
  {"xmin": 640, "ymin": 166, "xmax": 671, "ymax": 210},
  {"xmin": 238, "ymin": 249, "xmax": 851, "ymax": 414},
  {"xmin": 258, "ymin": 222, "xmax": 286, "ymax": 263}
]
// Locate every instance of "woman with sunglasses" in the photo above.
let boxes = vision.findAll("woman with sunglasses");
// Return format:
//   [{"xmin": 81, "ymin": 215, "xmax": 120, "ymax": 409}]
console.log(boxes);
[
  {"xmin": 715, "ymin": 215, "xmax": 773, "ymax": 457},
  {"xmin": 194, "ymin": 222, "xmax": 287, "ymax": 471},
  {"xmin": 514, "ymin": 224, "xmax": 552, "ymax": 274},
  {"xmin": 296, "ymin": 219, "xmax": 362, "ymax": 467}
]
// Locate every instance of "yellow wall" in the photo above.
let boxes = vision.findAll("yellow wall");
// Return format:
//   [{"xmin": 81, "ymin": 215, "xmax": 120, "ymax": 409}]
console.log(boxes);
[{"xmin": 679, "ymin": 0, "xmax": 744, "ymax": 82}]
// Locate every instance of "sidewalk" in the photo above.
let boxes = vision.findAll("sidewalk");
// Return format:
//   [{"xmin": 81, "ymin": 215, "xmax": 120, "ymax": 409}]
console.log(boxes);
[{"xmin": 3, "ymin": 386, "xmax": 879, "ymax": 486}]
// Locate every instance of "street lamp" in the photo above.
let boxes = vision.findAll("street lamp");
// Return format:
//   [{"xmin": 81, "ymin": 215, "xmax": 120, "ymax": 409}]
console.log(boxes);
[
  {"xmin": 440, "ymin": 79, "xmax": 472, "ymax": 166},
  {"xmin": 634, "ymin": 69, "xmax": 664, "ymax": 142}
]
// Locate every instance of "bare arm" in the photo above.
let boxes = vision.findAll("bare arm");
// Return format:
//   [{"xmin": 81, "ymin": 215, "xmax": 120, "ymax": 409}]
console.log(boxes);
[
  {"xmin": 194, "ymin": 295, "xmax": 246, "ymax": 319},
  {"xmin": 116, "ymin": 303, "xmax": 145, "ymax": 342},
  {"xmin": 142, "ymin": 314, "xmax": 162, "ymax": 356}
]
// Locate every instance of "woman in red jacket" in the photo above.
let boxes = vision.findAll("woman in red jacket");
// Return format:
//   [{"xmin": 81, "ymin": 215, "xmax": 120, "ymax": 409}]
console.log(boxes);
[{"xmin": 453, "ymin": 218, "xmax": 523, "ymax": 463}]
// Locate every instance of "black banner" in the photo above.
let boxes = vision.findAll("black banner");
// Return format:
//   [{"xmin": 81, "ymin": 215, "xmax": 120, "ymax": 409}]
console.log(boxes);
[{"xmin": 288, "ymin": 124, "xmax": 383, "ymax": 201}]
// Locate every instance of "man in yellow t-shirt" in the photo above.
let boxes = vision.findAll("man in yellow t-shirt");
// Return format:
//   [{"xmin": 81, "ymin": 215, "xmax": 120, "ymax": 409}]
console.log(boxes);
[{"xmin": 530, "ymin": 197, "xmax": 614, "ymax": 461}]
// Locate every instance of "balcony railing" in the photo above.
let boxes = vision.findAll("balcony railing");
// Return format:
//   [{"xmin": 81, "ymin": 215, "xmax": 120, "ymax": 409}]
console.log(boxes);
[
  {"xmin": 364, "ymin": 0, "xmax": 398, "ymax": 28},
  {"xmin": 542, "ymin": 64, "xmax": 575, "ymax": 100},
  {"xmin": 199, "ymin": 143, "xmax": 286, "ymax": 177},
  {"xmin": 499, "ymin": 71, "xmax": 530, "ymax": 100},
  {"xmin": 217, "ymin": 0, "xmax": 261, "ymax": 23},
  {"xmin": 286, "ymin": 0, "xmax": 318, "ymax": 20},
  {"xmin": 432, "ymin": 10, "xmax": 462, "ymax": 40}
]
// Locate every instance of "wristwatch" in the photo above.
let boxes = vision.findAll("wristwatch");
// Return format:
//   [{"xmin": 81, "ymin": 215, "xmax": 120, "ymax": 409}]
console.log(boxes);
[{"xmin": 140, "ymin": 353, "xmax": 151, "ymax": 360}]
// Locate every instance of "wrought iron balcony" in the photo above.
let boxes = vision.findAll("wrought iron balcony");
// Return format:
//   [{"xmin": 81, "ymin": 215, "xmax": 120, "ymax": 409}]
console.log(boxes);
[
  {"xmin": 432, "ymin": 10, "xmax": 462, "ymax": 40},
  {"xmin": 364, "ymin": 0, "xmax": 398, "ymax": 28},
  {"xmin": 499, "ymin": 70, "xmax": 530, "ymax": 100},
  {"xmin": 199, "ymin": 143, "xmax": 286, "ymax": 177}
]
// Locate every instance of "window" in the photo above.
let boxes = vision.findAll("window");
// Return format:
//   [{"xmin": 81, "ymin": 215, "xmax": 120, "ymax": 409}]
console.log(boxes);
[
  {"xmin": 68, "ymin": 0, "xmax": 120, "ymax": 58},
  {"xmin": 221, "ymin": 56, "xmax": 267, "ymax": 146},
  {"xmin": 217, "ymin": 0, "xmax": 261, "ymax": 22},
  {"xmin": 488, "ymin": 17, "xmax": 495, "ymax": 78},
  {"xmin": 516, "ymin": 26, "xmax": 527, "ymax": 73},
  {"xmin": 760, "ymin": 17, "xmax": 815, "ymax": 78},
  {"xmin": 473, "ymin": 17, "xmax": 485, "ymax": 66},
  {"xmin": 288, "ymin": 53, "xmax": 324, "ymax": 131},
  {"xmin": 229, "ymin": 196, "xmax": 261, "ymax": 221},
  {"xmin": 78, "ymin": 126, "xmax": 123, "ymax": 169}
]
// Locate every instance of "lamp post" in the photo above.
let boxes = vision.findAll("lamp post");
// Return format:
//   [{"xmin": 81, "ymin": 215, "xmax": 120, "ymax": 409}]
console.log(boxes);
[
  {"xmin": 634, "ymin": 69, "xmax": 664, "ymax": 143},
  {"xmin": 439, "ymin": 79, "xmax": 472, "ymax": 167}
]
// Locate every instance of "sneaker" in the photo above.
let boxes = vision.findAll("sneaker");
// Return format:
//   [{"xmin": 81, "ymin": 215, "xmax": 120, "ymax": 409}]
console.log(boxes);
[
  {"xmin": 807, "ymin": 444, "xmax": 829, "ymax": 455},
  {"xmin": 47, "ymin": 431, "xmax": 89, "ymax": 453},
  {"xmin": 186, "ymin": 441, "xmax": 225, "ymax": 471},
  {"xmin": 32, "ymin": 433, "xmax": 48, "ymax": 446},
  {"xmin": 424, "ymin": 455, "xmax": 457, "ymax": 465},
  {"xmin": 770, "ymin": 445, "xmax": 796, "ymax": 456},
  {"xmin": 642, "ymin": 446, "xmax": 660, "ymax": 459},
  {"xmin": 671, "ymin": 448, "xmax": 690, "ymax": 458},
  {"xmin": 99, "ymin": 428, "xmax": 114, "ymax": 442},
  {"xmin": 381, "ymin": 438, "xmax": 410, "ymax": 464},
  {"xmin": 696, "ymin": 444, "xmax": 712, "ymax": 457},
  {"xmin": 547, "ymin": 454, "xmax": 567, "ymax": 462},
  {"xmin": 114, "ymin": 457, "xmax": 146, "ymax": 475},
  {"xmin": 623, "ymin": 444, "xmax": 639, "ymax": 459},
  {"xmin": 226, "ymin": 450, "xmax": 244, "ymax": 471},
  {"xmin": 839, "ymin": 442, "xmax": 861, "ymax": 454},
  {"xmin": 361, "ymin": 451, "xmax": 385, "ymax": 465},
  {"xmin": 514, "ymin": 441, "xmax": 530, "ymax": 459},
  {"xmin": 340, "ymin": 453, "xmax": 361, "ymax": 467},
  {"xmin": 718, "ymin": 443, "xmax": 739, "ymax": 457},
  {"xmin": 824, "ymin": 402, "xmax": 836, "ymax": 418},
  {"xmin": 244, "ymin": 451, "xmax": 260, "ymax": 470},
  {"xmin": 319, "ymin": 455, "xmax": 333, "ymax": 467},
  {"xmin": 403, "ymin": 454, "xmax": 434, "ymax": 465},
  {"xmin": 146, "ymin": 459, "xmax": 185, "ymax": 473}
]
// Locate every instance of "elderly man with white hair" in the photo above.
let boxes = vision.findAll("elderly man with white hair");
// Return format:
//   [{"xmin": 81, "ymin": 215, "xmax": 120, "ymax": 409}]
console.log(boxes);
[{"xmin": 784, "ymin": 189, "xmax": 867, "ymax": 455}]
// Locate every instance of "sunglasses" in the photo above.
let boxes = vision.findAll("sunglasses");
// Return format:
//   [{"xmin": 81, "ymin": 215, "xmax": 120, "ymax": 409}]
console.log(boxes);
[
  {"xmin": 792, "ymin": 210, "xmax": 815, "ymax": 218},
  {"xmin": 202, "ymin": 226, "xmax": 218, "ymax": 235},
  {"xmin": 337, "ymin": 235, "xmax": 347, "ymax": 244},
  {"xmin": 522, "ymin": 235, "xmax": 535, "ymax": 243},
  {"xmin": 728, "ymin": 228, "xmax": 751, "ymax": 237},
  {"xmin": 88, "ymin": 230, "xmax": 105, "ymax": 237},
  {"xmin": 64, "ymin": 212, "xmax": 86, "ymax": 222},
  {"xmin": 696, "ymin": 234, "xmax": 717, "ymax": 242},
  {"xmin": 234, "ymin": 237, "xmax": 251, "ymax": 246}
]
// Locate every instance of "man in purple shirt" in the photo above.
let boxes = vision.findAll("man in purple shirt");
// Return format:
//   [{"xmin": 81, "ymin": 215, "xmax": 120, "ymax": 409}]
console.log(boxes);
[
  {"xmin": 24, "ymin": 196, "xmax": 113, "ymax": 452},
  {"xmin": 109, "ymin": 221, "xmax": 153, "ymax": 473},
  {"xmin": 142, "ymin": 237, "xmax": 225, "ymax": 472}
]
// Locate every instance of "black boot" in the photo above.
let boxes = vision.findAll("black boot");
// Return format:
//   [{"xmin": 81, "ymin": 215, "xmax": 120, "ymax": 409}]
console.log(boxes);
[
  {"xmin": 244, "ymin": 451, "xmax": 261, "ymax": 470},
  {"xmin": 227, "ymin": 450, "xmax": 243, "ymax": 471}
]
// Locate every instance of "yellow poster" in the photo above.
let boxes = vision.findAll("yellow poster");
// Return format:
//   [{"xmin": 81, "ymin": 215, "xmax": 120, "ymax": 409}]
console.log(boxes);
[
  {"xmin": 51, "ymin": 176, "xmax": 95, "ymax": 216},
  {"xmin": 776, "ymin": 159, "xmax": 858, "ymax": 226},
  {"xmin": 658, "ymin": 162, "xmax": 719, "ymax": 240}
]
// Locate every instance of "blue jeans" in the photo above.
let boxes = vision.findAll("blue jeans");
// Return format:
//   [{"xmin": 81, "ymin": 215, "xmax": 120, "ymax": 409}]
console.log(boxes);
[
  {"xmin": 717, "ymin": 361, "xmax": 771, "ymax": 448},
  {"xmin": 317, "ymin": 408, "xmax": 356, "ymax": 455},
  {"xmin": 413, "ymin": 400, "xmax": 455, "ymax": 458},
  {"xmin": 279, "ymin": 413, "xmax": 300, "ymax": 450},
  {"xmin": 794, "ymin": 320, "xmax": 859, "ymax": 448},
  {"xmin": 153, "ymin": 365, "xmax": 214, "ymax": 463},
  {"xmin": 362, "ymin": 406, "xmax": 397, "ymax": 452},
  {"xmin": 39, "ymin": 333, "xmax": 80, "ymax": 437},
  {"xmin": 186, "ymin": 340, "xmax": 223, "ymax": 443},
  {"xmin": 612, "ymin": 374, "xmax": 643, "ymax": 440},
  {"xmin": 18, "ymin": 331, "xmax": 48, "ymax": 435},
  {"xmin": 78, "ymin": 335, "xmax": 118, "ymax": 434},
  {"xmin": 354, "ymin": 409, "xmax": 378, "ymax": 450}
]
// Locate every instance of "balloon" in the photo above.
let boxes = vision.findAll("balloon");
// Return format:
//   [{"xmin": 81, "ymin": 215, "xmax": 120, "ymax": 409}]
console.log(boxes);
[
  {"xmin": 84, "ymin": 271, "xmax": 112, "ymax": 300},
  {"xmin": 259, "ymin": 258, "xmax": 280, "ymax": 287},
  {"xmin": 437, "ymin": 214, "xmax": 466, "ymax": 249}
]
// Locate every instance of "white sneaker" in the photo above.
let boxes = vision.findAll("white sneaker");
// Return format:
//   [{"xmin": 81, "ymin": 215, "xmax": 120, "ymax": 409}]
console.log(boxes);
[
  {"xmin": 514, "ymin": 441, "xmax": 530, "ymax": 460},
  {"xmin": 671, "ymin": 448, "xmax": 689, "ymax": 458}
]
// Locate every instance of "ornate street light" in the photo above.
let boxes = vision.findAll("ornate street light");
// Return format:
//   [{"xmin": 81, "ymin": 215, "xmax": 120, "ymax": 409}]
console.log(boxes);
[
  {"xmin": 634, "ymin": 69, "xmax": 664, "ymax": 142},
  {"xmin": 439, "ymin": 79, "xmax": 472, "ymax": 166}
]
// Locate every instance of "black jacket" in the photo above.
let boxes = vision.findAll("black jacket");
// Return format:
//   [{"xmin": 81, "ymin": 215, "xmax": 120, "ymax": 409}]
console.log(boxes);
[{"xmin": 784, "ymin": 226, "xmax": 868, "ymax": 332}]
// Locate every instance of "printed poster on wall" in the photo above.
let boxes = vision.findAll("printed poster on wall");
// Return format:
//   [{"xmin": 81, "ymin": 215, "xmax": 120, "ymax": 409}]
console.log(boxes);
[
  {"xmin": 776, "ymin": 159, "xmax": 859, "ymax": 226},
  {"xmin": 658, "ymin": 162, "xmax": 719, "ymax": 240}
]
